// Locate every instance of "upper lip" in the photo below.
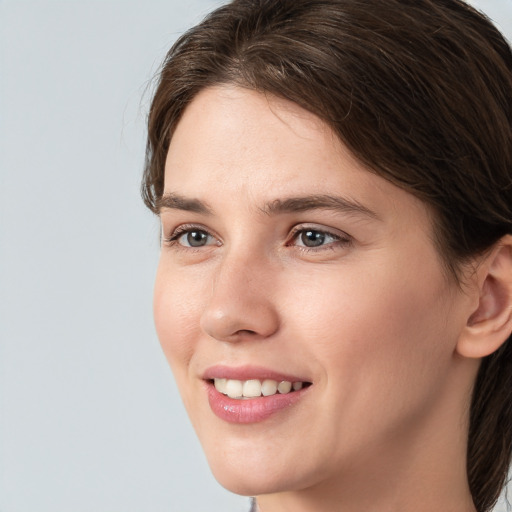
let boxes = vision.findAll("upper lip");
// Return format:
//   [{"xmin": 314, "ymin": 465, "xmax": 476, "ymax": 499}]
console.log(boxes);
[{"xmin": 202, "ymin": 364, "xmax": 311, "ymax": 383}]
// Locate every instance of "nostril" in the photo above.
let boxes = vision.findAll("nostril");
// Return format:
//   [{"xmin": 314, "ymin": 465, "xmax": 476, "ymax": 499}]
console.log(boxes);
[{"xmin": 235, "ymin": 329, "xmax": 258, "ymax": 336}]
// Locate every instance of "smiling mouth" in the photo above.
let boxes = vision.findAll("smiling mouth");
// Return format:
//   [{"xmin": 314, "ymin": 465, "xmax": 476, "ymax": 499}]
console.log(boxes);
[{"xmin": 211, "ymin": 378, "xmax": 312, "ymax": 399}]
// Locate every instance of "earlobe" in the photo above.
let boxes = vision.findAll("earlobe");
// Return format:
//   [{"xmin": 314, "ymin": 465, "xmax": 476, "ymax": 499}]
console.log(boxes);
[{"xmin": 456, "ymin": 235, "xmax": 512, "ymax": 359}]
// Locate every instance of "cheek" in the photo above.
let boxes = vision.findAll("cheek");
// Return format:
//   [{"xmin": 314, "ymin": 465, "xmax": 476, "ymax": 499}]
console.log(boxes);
[
  {"xmin": 284, "ymin": 258, "xmax": 442, "ymax": 339},
  {"xmin": 284, "ymin": 255, "xmax": 456, "ymax": 410},
  {"xmin": 153, "ymin": 261, "xmax": 204, "ymax": 381}
]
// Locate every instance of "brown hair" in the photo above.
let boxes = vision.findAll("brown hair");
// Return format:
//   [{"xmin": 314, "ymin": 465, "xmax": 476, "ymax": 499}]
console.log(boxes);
[{"xmin": 142, "ymin": 1, "xmax": 512, "ymax": 510}]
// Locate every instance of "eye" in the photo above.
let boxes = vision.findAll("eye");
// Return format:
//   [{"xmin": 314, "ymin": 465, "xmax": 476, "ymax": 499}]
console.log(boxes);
[
  {"xmin": 164, "ymin": 225, "xmax": 219, "ymax": 248},
  {"xmin": 296, "ymin": 229, "xmax": 332, "ymax": 248},
  {"xmin": 180, "ymin": 229, "xmax": 211, "ymax": 247},
  {"xmin": 289, "ymin": 226, "xmax": 350, "ymax": 250}
]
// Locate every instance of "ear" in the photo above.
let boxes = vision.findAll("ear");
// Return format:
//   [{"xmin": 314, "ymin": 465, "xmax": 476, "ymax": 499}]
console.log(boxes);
[{"xmin": 456, "ymin": 235, "xmax": 512, "ymax": 359}]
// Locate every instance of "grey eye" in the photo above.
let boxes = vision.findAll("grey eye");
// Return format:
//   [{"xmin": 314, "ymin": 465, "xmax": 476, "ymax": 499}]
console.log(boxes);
[
  {"xmin": 300, "ymin": 230, "xmax": 327, "ymax": 247},
  {"xmin": 180, "ymin": 230, "xmax": 210, "ymax": 247}
]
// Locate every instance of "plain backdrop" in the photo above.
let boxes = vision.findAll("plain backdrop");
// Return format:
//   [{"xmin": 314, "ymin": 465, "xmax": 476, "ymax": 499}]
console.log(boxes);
[{"xmin": 1, "ymin": 1, "xmax": 511, "ymax": 511}]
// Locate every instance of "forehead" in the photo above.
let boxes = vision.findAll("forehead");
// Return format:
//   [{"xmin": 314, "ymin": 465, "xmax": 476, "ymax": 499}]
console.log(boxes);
[
  {"xmin": 167, "ymin": 87, "xmax": 361, "ymax": 192},
  {"xmin": 163, "ymin": 85, "xmax": 428, "ymax": 226},
  {"xmin": 165, "ymin": 86, "xmax": 339, "ymax": 184}
]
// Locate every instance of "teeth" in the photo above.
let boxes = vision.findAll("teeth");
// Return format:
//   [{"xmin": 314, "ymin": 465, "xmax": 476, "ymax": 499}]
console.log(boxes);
[
  {"xmin": 225, "ymin": 379, "xmax": 243, "ymax": 398},
  {"xmin": 277, "ymin": 381, "xmax": 292, "ymax": 394},
  {"xmin": 243, "ymin": 379, "xmax": 261, "ymax": 398},
  {"xmin": 215, "ymin": 378, "xmax": 227, "ymax": 394},
  {"xmin": 214, "ymin": 378, "xmax": 306, "ymax": 399},
  {"xmin": 261, "ymin": 379, "xmax": 278, "ymax": 396}
]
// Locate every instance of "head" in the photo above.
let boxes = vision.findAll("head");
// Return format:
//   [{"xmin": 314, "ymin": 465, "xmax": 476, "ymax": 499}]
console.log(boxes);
[{"xmin": 143, "ymin": 1, "xmax": 512, "ymax": 510}]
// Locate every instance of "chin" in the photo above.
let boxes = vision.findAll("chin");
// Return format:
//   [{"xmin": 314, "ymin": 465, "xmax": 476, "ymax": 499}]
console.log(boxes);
[
  {"xmin": 213, "ymin": 472, "xmax": 276, "ymax": 497},
  {"xmin": 205, "ymin": 446, "xmax": 319, "ymax": 497},
  {"xmin": 210, "ymin": 466, "xmax": 294, "ymax": 497}
]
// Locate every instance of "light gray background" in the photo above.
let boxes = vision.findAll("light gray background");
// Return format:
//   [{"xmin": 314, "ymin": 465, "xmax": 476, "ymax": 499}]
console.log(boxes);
[{"xmin": 1, "ymin": 1, "xmax": 511, "ymax": 511}]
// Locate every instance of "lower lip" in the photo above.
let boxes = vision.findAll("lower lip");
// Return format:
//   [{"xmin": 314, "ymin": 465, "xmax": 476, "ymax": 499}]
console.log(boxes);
[{"xmin": 206, "ymin": 382, "xmax": 309, "ymax": 424}]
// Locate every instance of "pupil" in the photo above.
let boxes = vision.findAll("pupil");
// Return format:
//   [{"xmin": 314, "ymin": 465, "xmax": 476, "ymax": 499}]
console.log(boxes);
[
  {"xmin": 187, "ymin": 231, "xmax": 207, "ymax": 247},
  {"xmin": 302, "ymin": 230, "xmax": 324, "ymax": 247}
]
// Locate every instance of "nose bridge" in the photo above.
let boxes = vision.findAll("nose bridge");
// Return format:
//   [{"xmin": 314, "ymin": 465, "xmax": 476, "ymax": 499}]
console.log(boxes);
[
  {"xmin": 200, "ymin": 244, "xmax": 279, "ymax": 342},
  {"xmin": 219, "ymin": 243, "xmax": 267, "ymax": 292}
]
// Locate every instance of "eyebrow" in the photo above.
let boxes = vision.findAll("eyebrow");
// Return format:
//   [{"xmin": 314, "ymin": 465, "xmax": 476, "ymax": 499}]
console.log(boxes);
[
  {"xmin": 157, "ymin": 192, "xmax": 378, "ymax": 220},
  {"xmin": 157, "ymin": 193, "xmax": 213, "ymax": 215},
  {"xmin": 262, "ymin": 195, "xmax": 379, "ymax": 219}
]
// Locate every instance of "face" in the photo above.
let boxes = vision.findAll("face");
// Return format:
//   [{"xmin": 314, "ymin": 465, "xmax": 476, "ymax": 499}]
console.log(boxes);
[{"xmin": 154, "ymin": 86, "xmax": 472, "ymax": 497}]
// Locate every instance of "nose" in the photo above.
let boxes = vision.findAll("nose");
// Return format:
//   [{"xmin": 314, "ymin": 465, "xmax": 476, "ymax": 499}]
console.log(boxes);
[{"xmin": 199, "ymin": 252, "xmax": 280, "ymax": 343}]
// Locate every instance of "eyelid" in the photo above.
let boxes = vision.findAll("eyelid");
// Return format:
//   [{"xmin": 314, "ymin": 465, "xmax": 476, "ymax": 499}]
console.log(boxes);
[
  {"xmin": 162, "ymin": 223, "xmax": 221, "ymax": 247},
  {"xmin": 161, "ymin": 222, "xmax": 351, "ymax": 252},
  {"xmin": 287, "ymin": 224, "xmax": 352, "ymax": 249}
]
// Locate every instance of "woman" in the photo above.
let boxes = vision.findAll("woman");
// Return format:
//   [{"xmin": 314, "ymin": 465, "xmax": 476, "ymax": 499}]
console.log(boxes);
[{"xmin": 142, "ymin": 1, "xmax": 512, "ymax": 511}]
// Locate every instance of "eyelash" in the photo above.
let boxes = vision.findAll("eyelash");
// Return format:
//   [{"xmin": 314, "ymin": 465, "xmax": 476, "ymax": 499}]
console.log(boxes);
[
  {"xmin": 287, "ymin": 225, "xmax": 352, "ymax": 252},
  {"xmin": 162, "ymin": 224, "xmax": 218, "ymax": 250},
  {"xmin": 162, "ymin": 224, "xmax": 352, "ymax": 252}
]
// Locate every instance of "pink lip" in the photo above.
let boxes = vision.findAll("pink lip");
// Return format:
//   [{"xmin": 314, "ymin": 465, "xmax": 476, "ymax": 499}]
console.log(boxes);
[
  {"xmin": 203, "ymin": 365, "xmax": 311, "ymax": 424},
  {"xmin": 202, "ymin": 364, "xmax": 309, "ymax": 383}
]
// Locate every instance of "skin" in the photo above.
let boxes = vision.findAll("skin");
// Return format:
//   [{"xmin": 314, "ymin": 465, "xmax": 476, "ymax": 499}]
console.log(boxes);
[{"xmin": 154, "ymin": 85, "xmax": 483, "ymax": 512}]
